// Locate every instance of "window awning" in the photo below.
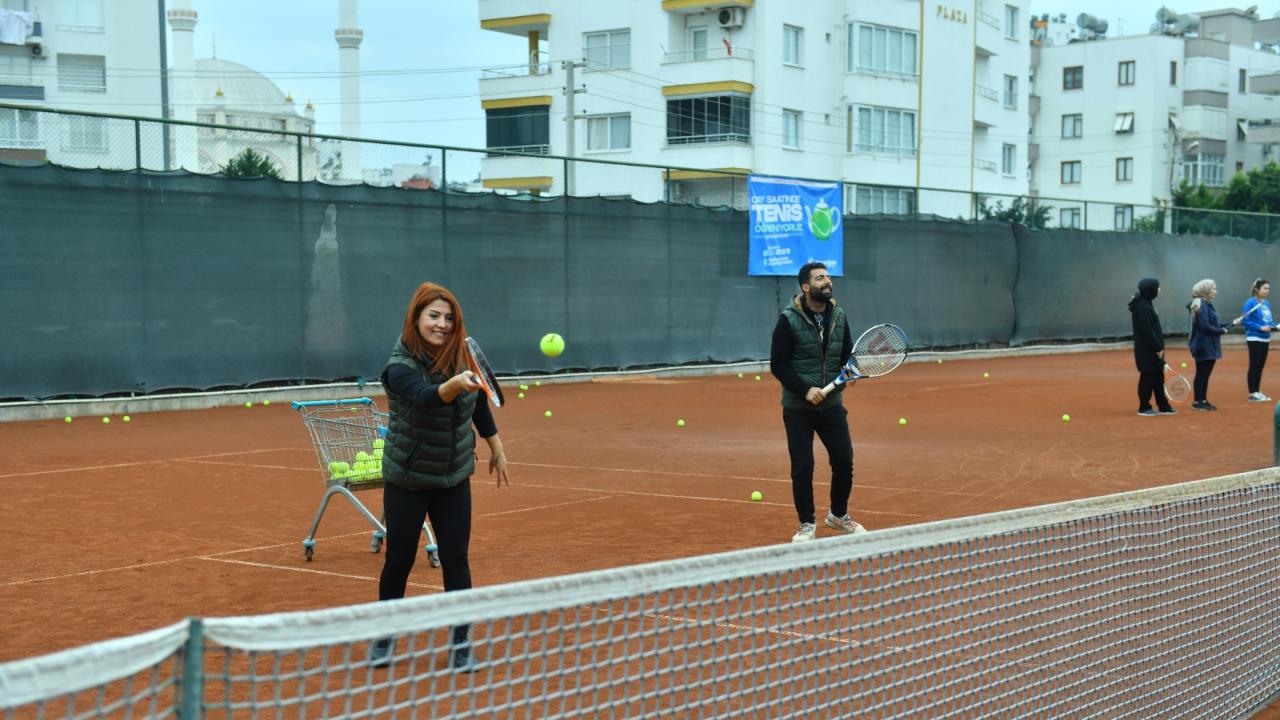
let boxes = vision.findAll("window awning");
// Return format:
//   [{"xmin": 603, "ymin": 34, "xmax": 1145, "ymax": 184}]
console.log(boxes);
[{"xmin": 1114, "ymin": 112, "xmax": 1134, "ymax": 133}]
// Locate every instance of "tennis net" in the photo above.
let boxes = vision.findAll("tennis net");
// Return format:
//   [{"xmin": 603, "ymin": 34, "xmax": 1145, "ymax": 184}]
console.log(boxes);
[{"xmin": 3, "ymin": 468, "xmax": 1278, "ymax": 718}]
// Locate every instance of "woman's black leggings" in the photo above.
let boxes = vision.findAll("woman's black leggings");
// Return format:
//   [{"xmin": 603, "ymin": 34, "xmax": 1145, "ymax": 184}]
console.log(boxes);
[
  {"xmin": 1247, "ymin": 342, "xmax": 1269, "ymax": 394},
  {"xmin": 379, "ymin": 478, "xmax": 473, "ymax": 643},
  {"xmin": 1194, "ymin": 359, "xmax": 1216, "ymax": 403}
]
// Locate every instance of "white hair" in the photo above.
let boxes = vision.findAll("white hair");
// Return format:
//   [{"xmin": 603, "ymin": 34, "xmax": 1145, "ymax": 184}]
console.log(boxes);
[{"xmin": 1190, "ymin": 278, "xmax": 1216, "ymax": 316}]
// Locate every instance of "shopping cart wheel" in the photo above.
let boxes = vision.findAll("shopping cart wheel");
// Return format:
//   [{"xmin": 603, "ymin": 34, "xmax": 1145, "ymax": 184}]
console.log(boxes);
[
  {"xmin": 370, "ymin": 535, "xmax": 383, "ymax": 554},
  {"xmin": 425, "ymin": 543, "xmax": 441, "ymax": 568},
  {"xmin": 303, "ymin": 538, "xmax": 316, "ymax": 562}
]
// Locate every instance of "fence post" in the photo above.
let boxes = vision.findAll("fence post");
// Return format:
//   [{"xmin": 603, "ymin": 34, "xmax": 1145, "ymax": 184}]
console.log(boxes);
[
  {"xmin": 1268, "ymin": 214, "xmax": 1271, "ymax": 243},
  {"xmin": 134, "ymin": 119, "xmax": 142, "ymax": 173},
  {"xmin": 563, "ymin": 156, "xmax": 569, "ymax": 197},
  {"xmin": 1083, "ymin": 201, "xmax": 1088, "ymax": 230},
  {"xmin": 1230, "ymin": 212, "xmax": 1234, "ymax": 238},
  {"xmin": 1274, "ymin": 401, "xmax": 1280, "ymax": 466},
  {"xmin": 178, "ymin": 617, "xmax": 204, "ymax": 719},
  {"xmin": 441, "ymin": 150, "xmax": 447, "ymax": 191},
  {"xmin": 296, "ymin": 135, "xmax": 303, "ymax": 182},
  {"xmin": 664, "ymin": 168, "xmax": 671, "ymax": 203}
]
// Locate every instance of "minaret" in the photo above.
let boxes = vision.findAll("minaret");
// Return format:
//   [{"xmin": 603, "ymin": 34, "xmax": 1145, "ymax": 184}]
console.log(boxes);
[
  {"xmin": 167, "ymin": 0, "xmax": 198, "ymax": 170},
  {"xmin": 335, "ymin": 0, "xmax": 363, "ymax": 181}
]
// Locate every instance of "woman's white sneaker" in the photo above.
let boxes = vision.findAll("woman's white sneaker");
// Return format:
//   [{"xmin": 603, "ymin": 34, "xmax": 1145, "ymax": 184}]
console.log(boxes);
[
  {"xmin": 791, "ymin": 523, "xmax": 817, "ymax": 543},
  {"xmin": 824, "ymin": 512, "xmax": 868, "ymax": 535}
]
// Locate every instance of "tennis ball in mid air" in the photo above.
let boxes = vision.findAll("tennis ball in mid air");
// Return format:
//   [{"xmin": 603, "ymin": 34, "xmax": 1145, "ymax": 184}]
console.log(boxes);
[
  {"xmin": 1062, "ymin": 414, "xmax": 1071, "ymax": 422},
  {"xmin": 983, "ymin": 372, "xmax": 990, "ymax": 379},
  {"xmin": 751, "ymin": 491, "xmax": 763, "ymax": 502},
  {"xmin": 102, "ymin": 417, "xmax": 110, "ymax": 424},
  {"xmin": 544, "ymin": 410, "xmax": 552, "ymax": 418},
  {"xmin": 676, "ymin": 419, "xmax": 685, "ymax": 427},
  {"xmin": 64, "ymin": 416, "xmax": 72, "ymax": 423},
  {"xmin": 540, "ymin": 333, "xmax": 565, "ymax": 358},
  {"xmin": 1181, "ymin": 362, "xmax": 1187, "ymax": 368},
  {"xmin": 898, "ymin": 417, "xmax": 907, "ymax": 426}
]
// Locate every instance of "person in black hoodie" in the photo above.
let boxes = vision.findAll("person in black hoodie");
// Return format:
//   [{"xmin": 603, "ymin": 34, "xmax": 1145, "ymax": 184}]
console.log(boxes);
[{"xmin": 1129, "ymin": 278, "xmax": 1176, "ymax": 417}]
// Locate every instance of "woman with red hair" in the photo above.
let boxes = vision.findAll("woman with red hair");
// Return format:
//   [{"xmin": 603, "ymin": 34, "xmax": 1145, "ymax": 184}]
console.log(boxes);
[{"xmin": 370, "ymin": 282, "xmax": 510, "ymax": 671}]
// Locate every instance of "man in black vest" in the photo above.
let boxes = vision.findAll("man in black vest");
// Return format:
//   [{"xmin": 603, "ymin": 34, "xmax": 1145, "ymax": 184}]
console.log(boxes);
[{"xmin": 770, "ymin": 262, "xmax": 868, "ymax": 543}]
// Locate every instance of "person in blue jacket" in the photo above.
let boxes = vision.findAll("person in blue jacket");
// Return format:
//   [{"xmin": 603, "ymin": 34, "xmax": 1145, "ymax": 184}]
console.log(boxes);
[
  {"xmin": 1187, "ymin": 279, "xmax": 1244, "ymax": 411},
  {"xmin": 1242, "ymin": 278, "xmax": 1275, "ymax": 402}
]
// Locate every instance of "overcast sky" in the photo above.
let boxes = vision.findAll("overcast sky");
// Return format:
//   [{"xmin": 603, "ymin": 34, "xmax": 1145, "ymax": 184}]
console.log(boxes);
[{"xmin": 181, "ymin": 0, "xmax": 1280, "ymax": 156}]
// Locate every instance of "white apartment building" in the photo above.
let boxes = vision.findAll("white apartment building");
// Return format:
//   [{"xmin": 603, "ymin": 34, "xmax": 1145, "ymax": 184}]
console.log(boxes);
[
  {"xmin": 0, "ymin": 0, "xmax": 164, "ymax": 168},
  {"xmin": 1030, "ymin": 7, "xmax": 1280, "ymax": 231},
  {"xmin": 476, "ymin": 0, "xmax": 1030, "ymax": 216}
]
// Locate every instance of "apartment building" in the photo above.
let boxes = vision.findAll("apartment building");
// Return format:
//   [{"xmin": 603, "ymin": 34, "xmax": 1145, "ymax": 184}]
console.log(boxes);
[
  {"xmin": 477, "ymin": 0, "xmax": 1030, "ymax": 214},
  {"xmin": 1030, "ymin": 7, "xmax": 1280, "ymax": 230}
]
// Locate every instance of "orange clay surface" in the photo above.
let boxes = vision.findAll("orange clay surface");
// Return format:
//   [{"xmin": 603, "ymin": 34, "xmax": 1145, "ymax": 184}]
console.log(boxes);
[{"xmin": 2, "ymin": 348, "xmax": 1278, "ymax": 715}]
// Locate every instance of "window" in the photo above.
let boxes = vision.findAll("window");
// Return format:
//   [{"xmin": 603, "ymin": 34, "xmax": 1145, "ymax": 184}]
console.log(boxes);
[
  {"xmin": 1004, "ymin": 5, "xmax": 1019, "ymax": 39},
  {"xmin": 1118, "ymin": 61, "xmax": 1135, "ymax": 86},
  {"xmin": 783, "ymin": 25, "xmax": 803, "ymax": 66},
  {"xmin": 584, "ymin": 29, "xmax": 630, "ymax": 70},
  {"xmin": 0, "ymin": 45, "xmax": 34, "ymax": 86},
  {"xmin": 1115, "ymin": 206, "xmax": 1134, "ymax": 230},
  {"xmin": 690, "ymin": 27, "xmax": 708, "ymax": 61},
  {"xmin": 0, "ymin": 106, "xmax": 39, "ymax": 147},
  {"xmin": 1183, "ymin": 153, "xmax": 1225, "ymax": 187},
  {"xmin": 1114, "ymin": 112, "xmax": 1134, "ymax": 134},
  {"xmin": 1116, "ymin": 156, "xmax": 1133, "ymax": 181},
  {"xmin": 1237, "ymin": 161, "xmax": 1245, "ymax": 172},
  {"xmin": 1061, "ymin": 160, "xmax": 1082, "ymax": 184},
  {"xmin": 1061, "ymin": 113, "xmax": 1083, "ymax": 139},
  {"xmin": 58, "ymin": 0, "xmax": 103, "ymax": 31},
  {"xmin": 851, "ymin": 185, "xmax": 915, "ymax": 215},
  {"xmin": 1170, "ymin": 61, "xmax": 1177, "ymax": 85},
  {"xmin": 855, "ymin": 105, "xmax": 916, "ymax": 155},
  {"xmin": 1060, "ymin": 208, "xmax": 1082, "ymax": 228},
  {"xmin": 586, "ymin": 114, "xmax": 630, "ymax": 152},
  {"xmin": 666, "ymin": 95, "xmax": 751, "ymax": 144},
  {"xmin": 1063, "ymin": 66, "xmax": 1083, "ymax": 90},
  {"xmin": 1239, "ymin": 68, "xmax": 1247, "ymax": 93},
  {"xmin": 782, "ymin": 109, "xmax": 801, "ymax": 148},
  {"xmin": 1237, "ymin": 118, "xmax": 1247, "ymax": 141},
  {"xmin": 1001, "ymin": 143, "xmax": 1016, "ymax": 176},
  {"xmin": 485, "ymin": 106, "xmax": 550, "ymax": 153},
  {"xmin": 57, "ymin": 54, "xmax": 106, "ymax": 93},
  {"xmin": 849, "ymin": 23, "xmax": 918, "ymax": 77},
  {"xmin": 62, "ymin": 114, "xmax": 106, "ymax": 151},
  {"xmin": 1003, "ymin": 75, "xmax": 1018, "ymax": 109}
]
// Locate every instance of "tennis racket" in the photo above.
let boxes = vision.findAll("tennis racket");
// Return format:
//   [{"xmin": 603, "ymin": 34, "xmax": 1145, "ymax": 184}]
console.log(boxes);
[
  {"xmin": 821, "ymin": 323, "xmax": 909, "ymax": 394},
  {"xmin": 464, "ymin": 336, "xmax": 504, "ymax": 408},
  {"xmin": 1163, "ymin": 364, "xmax": 1191, "ymax": 404}
]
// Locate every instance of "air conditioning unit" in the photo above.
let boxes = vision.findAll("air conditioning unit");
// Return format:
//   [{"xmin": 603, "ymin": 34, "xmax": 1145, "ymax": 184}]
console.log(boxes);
[{"xmin": 718, "ymin": 7, "xmax": 745, "ymax": 29}]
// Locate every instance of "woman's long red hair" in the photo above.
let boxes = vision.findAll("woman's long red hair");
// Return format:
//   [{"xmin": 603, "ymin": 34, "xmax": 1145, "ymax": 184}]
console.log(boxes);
[{"xmin": 400, "ymin": 282, "xmax": 467, "ymax": 376}]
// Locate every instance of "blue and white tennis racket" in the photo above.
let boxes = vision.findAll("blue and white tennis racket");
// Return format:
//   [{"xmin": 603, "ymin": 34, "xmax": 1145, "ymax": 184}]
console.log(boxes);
[{"xmin": 821, "ymin": 323, "xmax": 909, "ymax": 394}]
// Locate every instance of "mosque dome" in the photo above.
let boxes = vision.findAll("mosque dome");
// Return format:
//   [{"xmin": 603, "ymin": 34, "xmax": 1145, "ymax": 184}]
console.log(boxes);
[{"xmin": 195, "ymin": 58, "xmax": 289, "ymax": 109}]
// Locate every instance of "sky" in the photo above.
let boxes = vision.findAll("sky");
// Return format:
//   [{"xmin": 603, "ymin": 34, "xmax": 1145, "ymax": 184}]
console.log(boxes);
[{"xmin": 181, "ymin": 0, "xmax": 1280, "ymax": 157}]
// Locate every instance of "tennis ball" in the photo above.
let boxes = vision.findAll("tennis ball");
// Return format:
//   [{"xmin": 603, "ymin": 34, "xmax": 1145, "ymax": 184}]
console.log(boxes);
[
  {"xmin": 244, "ymin": 402, "xmax": 253, "ymax": 408},
  {"xmin": 544, "ymin": 410, "xmax": 552, "ymax": 418},
  {"xmin": 518, "ymin": 392, "xmax": 526, "ymax": 399},
  {"xmin": 372, "ymin": 439, "xmax": 385, "ymax": 450},
  {"xmin": 937, "ymin": 358, "xmax": 943, "ymax": 364},
  {"xmin": 64, "ymin": 416, "xmax": 72, "ymax": 423},
  {"xmin": 122, "ymin": 415, "xmax": 131, "ymax": 423},
  {"xmin": 751, "ymin": 491, "xmax": 763, "ymax": 502},
  {"xmin": 983, "ymin": 372, "xmax": 990, "ymax": 379},
  {"xmin": 263, "ymin": 400, "xmax": 270, "ymax": 406},
  {"xmin": 1062, "ymin": 414, "xmax": 1071, "ymax": 422},
  {"xmin": 754, "ymin": 375, "xmax": 761, "ymax": 381},
  {"xmin": 1181, "ymin": 362, "xmax": 1187, "ymax": 368},
  {"xmin": 676, "ymin": 419, "xmax": 685, "ymax": 427},
  {"xmin": 737, "ymin": 372, "xmax": 744, "ymax": 378},
  {"xmin": 535, "ymin": 381, "xmax": 542, "ymax": 387},
  {"xmin": 355, "ymin": 451, "xmax": 372, "ymax": 462},
  {"xmin": 898, "ymin": 417, "xmax": 907, "ymax": 426},
  {"xmin": 102, "ymin": 417, "xmax": 110, "ymax": 424},
  {"xmin": 519, "ymin": 384, "xmax": 529, "ymax": 391},
  {"xmin": 540, "ymin": 333, "xmax": 565, "ymax": 358}
]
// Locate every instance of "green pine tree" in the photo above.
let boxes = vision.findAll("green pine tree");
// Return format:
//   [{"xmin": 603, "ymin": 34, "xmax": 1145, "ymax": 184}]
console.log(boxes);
[{"xmin": 221, "ymin": 148, "xmax": 283, "ymax": 180}]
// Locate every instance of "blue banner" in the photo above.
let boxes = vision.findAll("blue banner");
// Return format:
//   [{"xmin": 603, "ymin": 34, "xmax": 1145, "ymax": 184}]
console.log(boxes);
[{"xmin": 747, "ymin": 175, "xmax": 844, "ymax": 276}]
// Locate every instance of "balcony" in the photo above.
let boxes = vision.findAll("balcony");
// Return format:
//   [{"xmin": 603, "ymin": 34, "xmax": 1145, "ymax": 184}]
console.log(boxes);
[
  {"xmin": 1247, "ymin": 119, "xmax": 1280, "ymax": 144},
  {"xmin": 658, "ymin": 52, "xmax": 754, "ymax": 90},
  {"xmin": 974, "ymin": 84, "xmax": 999, "ymax": 128},
  {"xmin": 1252, "ymin": 72, "xmax": 1280, "ymax": 95},
  {"xmin": 479, "ymin": 55, "xmax": 553, "ymax": 98},
  {"xmin": 480, "ymin": 152, "xmax": 558, "ymax": 192},
  {"xmin": 662, "ymin": 0, "xmax": 753, "ymax": 13},
  {"xmin": 478, "ymin": 3, "xmax": 550, "ymax": 35},
  {"xmin": 974, "ymin": 158, "xmax": 998, "ymax": 173},
  {"xmin": 976, "ymin": 11, "xmax": 1001, "ymax": 56},
  {"xmin": 662, "ymin": 46, "xmax": 754, "ymax": 64}
]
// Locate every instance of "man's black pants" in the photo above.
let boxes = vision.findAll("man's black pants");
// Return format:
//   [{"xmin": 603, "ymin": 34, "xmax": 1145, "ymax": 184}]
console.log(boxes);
[{"xmin": 783, "ymin": 405, "xmax": 854, "ymax": 525}]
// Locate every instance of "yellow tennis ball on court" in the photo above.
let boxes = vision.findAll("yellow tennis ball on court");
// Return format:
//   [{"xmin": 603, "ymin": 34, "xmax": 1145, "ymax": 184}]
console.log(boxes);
[
  {"xmin": 123, "ymin": 415, "xmax": 131, "ymax": 423},
  {"xmin": 64, "ymin": 416, "xmax": 72, "ymax": 423},
  {"xmin": 102, "ymin": 417, "xmax": 110, "ymax": 424},
  {"xmin": 983, "ymin": 372, "xmax": 990, "ymax": 379},
  {"xmin": 519, "ymin": 384, "xmax": 529, "ymax": 390},
  {"xmin": 263, "ymin": 400, "xmax": 270, "ymax": 406},
  {"xmin": 518, "ymin": 392, "xmax": 526, "ymax": 399},
  {"xmin": 544, "ymin": 410, "xmax": 552, "ymax": 418},
  {"xmin": 244, "ymin": 401, "xmax": 253, "ymax": 408},
  {"xmin": 751, "ymin": 491, "xmax": 763, "ymax": 502},
  {"xmin": 535, "ymin": 381, "xmax": 542, "ymax": 387},
  {"xmin": 1062, "ymin": 414, "xmax": 1071, "ymax": 422},
  {"xmin": 737, "ymin": 372, "xmax": 744, "ymax": 378},
  {"xmin": 754, "ymin": 375, "xmax": 761, "ymax": 381},
  {"xmin": 540, "ymin": 333, "xmax": 565, "ymax": 358},
  {"xmin": 676, "ymin": 419, "xmax": 685, "ymax": 427},
  {"xmin": 937, "ymin": 358, "xmax": 943, "ymax": 364},
  {"xmin": 898, "ymin": 417, "xmax": 907, "ymax": 426}
]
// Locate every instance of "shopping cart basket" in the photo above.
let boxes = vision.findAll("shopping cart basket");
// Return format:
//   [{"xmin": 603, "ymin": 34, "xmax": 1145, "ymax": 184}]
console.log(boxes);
[{"xmin": 291, "ymin": 397, "xmax": 440, "ymax": 567}]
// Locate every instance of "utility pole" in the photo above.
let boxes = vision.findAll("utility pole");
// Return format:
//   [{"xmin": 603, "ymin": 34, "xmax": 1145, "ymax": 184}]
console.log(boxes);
[{"xmin": 562, "ymin": 59, "xmax": 586, "ymax": 196}]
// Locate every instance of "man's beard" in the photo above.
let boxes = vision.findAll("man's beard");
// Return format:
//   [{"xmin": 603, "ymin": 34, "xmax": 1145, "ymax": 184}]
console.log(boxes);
[{"xmin": 808, "ymin": 286, "xmax": 831, "ymax": 303}]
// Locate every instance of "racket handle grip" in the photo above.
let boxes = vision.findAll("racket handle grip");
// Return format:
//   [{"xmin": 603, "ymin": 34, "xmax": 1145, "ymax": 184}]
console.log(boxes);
[{"xmin": 821, "ymin": 380, "xmax": 839, "ymax": 394}]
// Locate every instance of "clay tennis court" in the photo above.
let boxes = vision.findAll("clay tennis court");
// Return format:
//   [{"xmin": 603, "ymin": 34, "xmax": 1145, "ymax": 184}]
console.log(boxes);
[{"xmin": 3, "ymin": 346, "xmax": 1279, "ymax": 714}]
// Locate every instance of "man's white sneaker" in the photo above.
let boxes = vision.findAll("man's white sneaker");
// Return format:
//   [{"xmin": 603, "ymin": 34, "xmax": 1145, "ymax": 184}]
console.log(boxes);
[
  {"xmin": 825, "ymin": 512, "xmax": 868, "ymax": 535},
  {"xmin": 1249, "ymin": 392, "xmax": 1273, "ymax": 402},
  {"xmin": 791, "ymin": 523, "xmax": 817, "ymax": 543}
]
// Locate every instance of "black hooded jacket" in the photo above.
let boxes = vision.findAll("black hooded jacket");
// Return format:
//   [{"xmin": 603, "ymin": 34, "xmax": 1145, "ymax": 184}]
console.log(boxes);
[{"xmin": 1128, "ymin": 278, "xmax": 1165, "ymax": 372}]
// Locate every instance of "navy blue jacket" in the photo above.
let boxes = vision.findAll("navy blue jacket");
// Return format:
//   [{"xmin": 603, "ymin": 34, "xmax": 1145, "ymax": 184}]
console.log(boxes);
[{"xmin": 1188, "ymin": 300, "xmax": 1230, "ymax": 361}]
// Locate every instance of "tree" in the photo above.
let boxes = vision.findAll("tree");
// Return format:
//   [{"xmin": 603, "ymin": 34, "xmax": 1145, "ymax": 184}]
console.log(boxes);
[
  {"xmin": 979, "ymin": 196, "xmax": 1052, "ymax": 228},
  {"xmin": 221, "ymin": 148, "xmax": 283, "ymax": 180}
]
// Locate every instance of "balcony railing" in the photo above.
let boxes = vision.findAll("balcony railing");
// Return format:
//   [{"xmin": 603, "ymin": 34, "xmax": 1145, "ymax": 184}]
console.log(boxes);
[
  {"xmin": 976, "ymin": 84, "xmax": 999, "ymax": 101},
  {"xmin": 666, "ymin": 133, "xmax": 750, "ymax": 146},
  {"xmin": 486, "ymin": 144, "xmax": 550, "ymax": 156},
  {"xmin": 481, "ymin": 62, "xmax": 552, "ymax": 79},
  {"xmin": 662, "ymin": 47, "xmax": 755, "ymax": 63},
  {"xmin": 978, "ymin": 10, "xmax": 1000, "ymax": 29},
  {"xmin": 974, "ymin": 158, "xmax": 998, "ymax": 173}
]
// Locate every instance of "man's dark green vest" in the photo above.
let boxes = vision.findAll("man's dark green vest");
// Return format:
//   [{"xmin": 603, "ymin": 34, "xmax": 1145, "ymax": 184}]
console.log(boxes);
[
  {"xmin": 380, "ymin": 339, "xmax": 477, "ymax": 491},
  {"xmin": 779, "ymin": 295, "xmax": 848, "ymax": 411}
]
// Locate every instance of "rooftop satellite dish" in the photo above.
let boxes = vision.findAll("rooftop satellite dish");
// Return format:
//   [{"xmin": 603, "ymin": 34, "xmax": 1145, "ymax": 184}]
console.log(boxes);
[{"xmin": 1156, "ymin": 6, "xmax": 1179, "ymax": 24}]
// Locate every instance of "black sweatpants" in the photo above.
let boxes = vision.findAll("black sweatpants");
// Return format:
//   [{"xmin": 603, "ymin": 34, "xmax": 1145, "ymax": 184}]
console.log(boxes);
[
  {"xmin": 1194, "ymin": 359, "xmax": 1217, "ymax": 403},
  {"xmin": 783, "ymin": 406, "xmax": 854, "ymax": 525},
  {"xmin": 1247, "ymin": 341, "xmax": 1270, "ymax": 394},
  {"xmin": 1137, "ymin": 368, "xmax": 1170, "ymax": 411},
  {"xmin": 379, "ymin": 479, "xmax": 472, "ymax": 644}
]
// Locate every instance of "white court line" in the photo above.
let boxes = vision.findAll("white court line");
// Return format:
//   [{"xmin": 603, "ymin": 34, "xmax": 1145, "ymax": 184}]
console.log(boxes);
[
  {"xmin": 177, "ymin": 458, "xmax": 315, "ymax": 473},
  {"xmin": 481, "ymin": 493, "xmax": 620, "ymax": 517},
  {"xmin": 0, "ymin": 447, "xmax": 307, "ymax": 480},
  {"xmin": 508, "ymin": 460, "xmax": 972, "ymax": 497},
  {"xmin": 199, "ymin": 557, "xmax": 442, "ymax": 591}
]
